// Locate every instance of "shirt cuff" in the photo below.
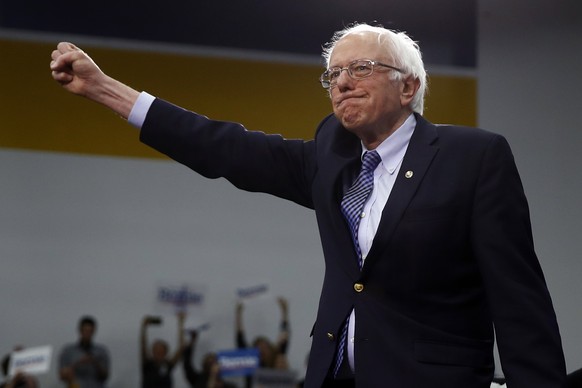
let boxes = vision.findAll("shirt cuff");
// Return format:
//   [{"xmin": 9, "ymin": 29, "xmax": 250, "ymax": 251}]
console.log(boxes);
[{"xmin": 127, "ymin": 91, "xmax": 155, "ymax": 129}]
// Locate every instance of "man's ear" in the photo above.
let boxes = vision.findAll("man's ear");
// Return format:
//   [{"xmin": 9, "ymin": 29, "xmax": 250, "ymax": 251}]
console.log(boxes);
[{"xmin": 400, "ymin": 76, "xmax": 421, "ymax": 107}]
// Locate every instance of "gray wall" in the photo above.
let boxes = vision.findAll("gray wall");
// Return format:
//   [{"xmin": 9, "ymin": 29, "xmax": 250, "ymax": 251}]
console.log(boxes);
[
  {"xmin": 1, "ymin": 1, "xmax": 581, "ymax": 387},
  {"xmin": 0, "ymin": 150, "xmax": 324, "ymax": 387},
  {"xmin": 478, "ymin": 0, "xmax": 582, "ymax": 374}
]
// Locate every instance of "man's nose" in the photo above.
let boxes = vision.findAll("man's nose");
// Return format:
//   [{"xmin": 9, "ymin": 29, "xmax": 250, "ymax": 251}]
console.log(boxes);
[{"xmin": 336, "ymin": 68, "xmax": 353, "ymax": 90}]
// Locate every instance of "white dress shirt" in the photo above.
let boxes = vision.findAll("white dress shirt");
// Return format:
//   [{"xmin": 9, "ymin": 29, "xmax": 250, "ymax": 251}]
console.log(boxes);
[
  {"xmin": 346, "ymin": 113, "xmax": 415, "ymax": 371},
  {"xmin": 128, "ymin": 91, "xmax": 155, "ymax": 128}
]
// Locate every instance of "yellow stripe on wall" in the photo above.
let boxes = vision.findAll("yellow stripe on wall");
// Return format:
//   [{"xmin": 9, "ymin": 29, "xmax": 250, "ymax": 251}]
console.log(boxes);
[
  {"xmin": 425, "ymin": 75, "xmax": 477, "ymax": 126},
  {"xmin": 0, "ymin": 39, "xmax": 476, "ymax": 159}
]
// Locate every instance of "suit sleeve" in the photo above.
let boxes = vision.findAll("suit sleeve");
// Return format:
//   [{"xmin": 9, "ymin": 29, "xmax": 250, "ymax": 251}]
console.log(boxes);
[
  {"xmin": 470, "ymin": 135, "xmax": 566, "ymax": 388},
  {"xmin": 139, "ymin": 98, "xmax": 317, "ymax": 209}
]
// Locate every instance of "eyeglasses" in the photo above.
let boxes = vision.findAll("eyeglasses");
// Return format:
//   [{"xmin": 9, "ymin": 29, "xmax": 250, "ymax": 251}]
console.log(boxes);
[{"xmin": 319, "ymin": 59, "xmax": 404, "ymax": 89}]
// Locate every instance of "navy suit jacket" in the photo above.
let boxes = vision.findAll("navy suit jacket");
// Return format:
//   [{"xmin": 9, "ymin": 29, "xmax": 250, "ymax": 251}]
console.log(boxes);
[{"xmin": 140, "ymin": 98, "xmax": 566, "ymax": 388}]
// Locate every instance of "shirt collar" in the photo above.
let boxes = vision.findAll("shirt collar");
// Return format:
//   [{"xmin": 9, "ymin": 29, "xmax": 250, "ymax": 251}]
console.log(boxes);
[{"xmin": 361, "ymin": 113, "xmax": 416, "ymax": 174}]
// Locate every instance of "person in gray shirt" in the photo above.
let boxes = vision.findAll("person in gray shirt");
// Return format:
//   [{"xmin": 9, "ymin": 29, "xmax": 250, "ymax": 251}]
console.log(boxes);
[{"xmin": 58, "ymin": 316, "xmax": 110, "ymax": 388}]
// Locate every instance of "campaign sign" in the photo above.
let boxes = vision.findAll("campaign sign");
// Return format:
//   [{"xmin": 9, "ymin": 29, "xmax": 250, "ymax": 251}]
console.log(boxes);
[
  {"xmin": 8, "ymin": 346, "xmax": 52, "ymax": 376},
  {"xmin": 237, "ymin": 284, "xmax": 269, "ymax": 300},
  {"xmin": 217, "ymin": 348, "xmax": 260, "ymax": 377},
  {"xmin": 156, "ymin": 283, "xmax": 206, "ymax": 314},
  {"xmin": 253, "ymin": 368, "xmax": 297, "ymax": 388},
  {"xmin": 188, "ymin": 322, "xmax": 211, "ymax": 332}
]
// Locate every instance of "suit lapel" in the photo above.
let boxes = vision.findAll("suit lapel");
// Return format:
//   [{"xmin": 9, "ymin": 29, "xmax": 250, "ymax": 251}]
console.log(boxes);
[
  {"xmin": 317, "ymin": 116, "xmax": 363, "ymax": 275},
  {"xmin": 363, "ymin": 115, "xmax": 439, "ymax": 272}
]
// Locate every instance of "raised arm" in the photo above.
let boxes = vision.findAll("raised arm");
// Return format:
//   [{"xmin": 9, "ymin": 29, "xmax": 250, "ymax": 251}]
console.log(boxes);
[
  {"xmin": 182, "ymin": 330, "xmax": 200, "ymax": 386},
  {"xmin": 140, "ymin": 316, "xmax": 152, "ymax": 362},
  {"xmin": 235, "ymin": 301, "xmax": 248, "ymax": 349},
  {"xmin": 50, "ymin": 42, "xmax": 139, "ymax": 119},
  {"xmin": 276, "ymin": 297, "xmax": 290, "ymax": 354},
  {"xmin": 169, "ymin": 311, "xmax": 186, "ymax": 366}
]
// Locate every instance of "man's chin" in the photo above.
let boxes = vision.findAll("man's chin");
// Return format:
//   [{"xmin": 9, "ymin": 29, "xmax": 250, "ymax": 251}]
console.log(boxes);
[{"xmin": 337, "ymin": 113, "xmax": 362, "ymax": 132}]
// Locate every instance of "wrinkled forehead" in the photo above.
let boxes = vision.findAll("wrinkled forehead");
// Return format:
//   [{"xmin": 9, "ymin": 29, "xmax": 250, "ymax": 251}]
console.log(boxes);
[{"xmin": 329, "ymin": 32, "xmax": 391, "ymax": 66}]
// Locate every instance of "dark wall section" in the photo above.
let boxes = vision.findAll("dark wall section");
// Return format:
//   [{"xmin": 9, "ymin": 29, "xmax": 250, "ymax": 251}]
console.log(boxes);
[{"xmin": 0, "ymin": 0, "xmax": 476, "ymax": 67}]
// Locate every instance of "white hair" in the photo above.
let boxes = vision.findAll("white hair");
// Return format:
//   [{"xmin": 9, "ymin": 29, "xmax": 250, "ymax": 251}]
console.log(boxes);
[{"xmin": 322, "ymin": 23, "xmax": 428, "ymax": 115}]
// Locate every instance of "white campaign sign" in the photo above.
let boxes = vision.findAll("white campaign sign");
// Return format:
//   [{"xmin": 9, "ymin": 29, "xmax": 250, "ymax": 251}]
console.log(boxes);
[{"xmin": 8, "ymin": 346, "xmax": 52, "ymax": 376}]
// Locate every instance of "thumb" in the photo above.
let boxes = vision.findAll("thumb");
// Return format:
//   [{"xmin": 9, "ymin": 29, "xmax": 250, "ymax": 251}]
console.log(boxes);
[{"xmin": 57, "ymin": 41, "xmax": 83, "ymax": 54}]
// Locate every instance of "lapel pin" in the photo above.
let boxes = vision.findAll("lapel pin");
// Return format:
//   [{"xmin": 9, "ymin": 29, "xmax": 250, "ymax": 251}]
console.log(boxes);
[{"xmin": 404, "ymin": 170, "xmax": 414, "ymax": 179}]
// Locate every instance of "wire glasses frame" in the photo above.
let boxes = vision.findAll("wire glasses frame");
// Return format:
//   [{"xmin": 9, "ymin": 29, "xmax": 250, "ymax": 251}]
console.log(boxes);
[{"xmin": 319, "ymin": 59, "xmax": 404, "ymax": 89}]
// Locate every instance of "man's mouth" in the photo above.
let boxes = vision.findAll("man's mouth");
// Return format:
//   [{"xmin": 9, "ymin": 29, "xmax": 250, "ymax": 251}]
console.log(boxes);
[{"xmin": 336, "ymin": 93, "xmax": 359, "ymax": 105}]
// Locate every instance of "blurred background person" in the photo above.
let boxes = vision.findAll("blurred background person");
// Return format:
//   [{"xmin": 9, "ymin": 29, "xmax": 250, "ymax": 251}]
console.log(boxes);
[
  {"xmin": 1, "ymin": 349, "xmax": 39, "ymax": 388},
  {"xmin": 236, "ymin": 297, "xmax": 290, "ymax": 388},
  {"xmin": 183, "ymin": 330, "xmax": 237, "ymax": 388},
  {"xmin": 58, "ymin": 316, "xmax": 109, "ymax": 388},
  {"xmin": 0, "ymin": 372, "xmax": 38, "ymax": 388},
  {"xmin": 140, "ymin": 312, "xmax": 185, "ymax": 388}
]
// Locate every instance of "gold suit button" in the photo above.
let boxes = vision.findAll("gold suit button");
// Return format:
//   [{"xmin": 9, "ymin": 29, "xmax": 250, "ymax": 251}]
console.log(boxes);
[
  {"xmin": 327, "ymin": 332, "xmax": 334, "ymax": 341},
  {"xmin": 354, "ymin": 283, "xmax": 364, "ymax": 292}
]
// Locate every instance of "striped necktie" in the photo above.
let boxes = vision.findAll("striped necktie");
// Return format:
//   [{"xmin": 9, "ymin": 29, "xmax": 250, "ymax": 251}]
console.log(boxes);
[{"xmin": 341, "ymin": 150, "xmax": 382, "ymax": 268}]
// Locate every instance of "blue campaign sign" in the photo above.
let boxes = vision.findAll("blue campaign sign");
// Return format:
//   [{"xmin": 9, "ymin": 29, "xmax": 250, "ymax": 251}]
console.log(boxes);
[
  {"xmin": 217, "ymin": 348, "xmax": 260, "ymax": 377},
  {"xmin": 158, "ymin": 285, "xmax": 204, "ymax": 307}
]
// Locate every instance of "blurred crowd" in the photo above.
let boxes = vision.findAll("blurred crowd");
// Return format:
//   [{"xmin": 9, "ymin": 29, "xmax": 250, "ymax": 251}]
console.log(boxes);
[
  {"xmin": 1, "ymin": 297, "xmax": 300, "ymax": 388},
  {"xmin": 4, "ymin": 296, "xmax": 582, "ymax": 388}
]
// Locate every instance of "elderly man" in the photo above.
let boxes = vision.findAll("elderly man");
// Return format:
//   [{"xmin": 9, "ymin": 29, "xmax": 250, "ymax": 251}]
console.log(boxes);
[{"xmin": 50, "ymin": 23, "xmax": 566, "ymax": 388}]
